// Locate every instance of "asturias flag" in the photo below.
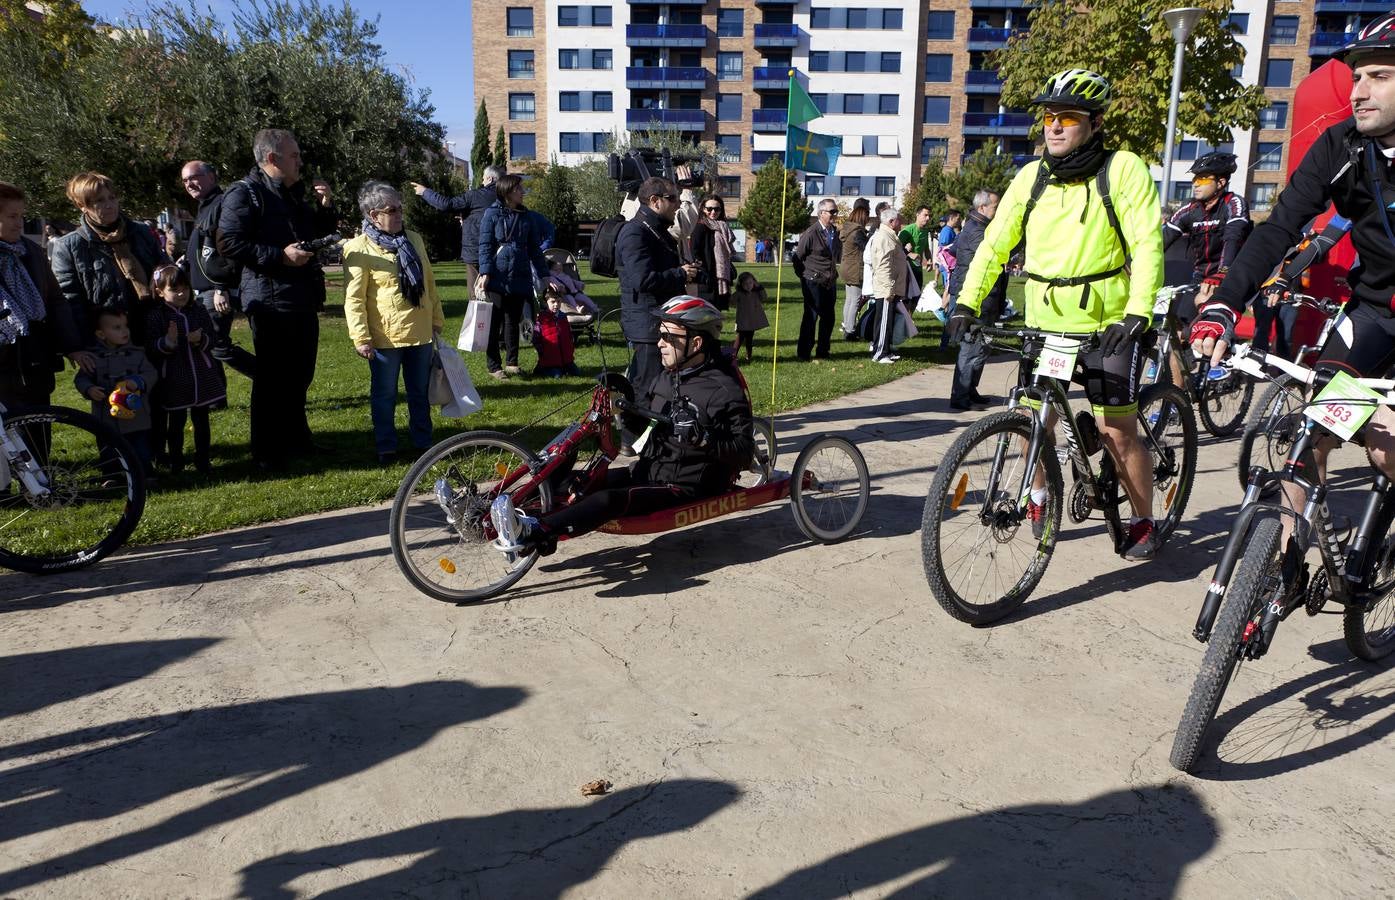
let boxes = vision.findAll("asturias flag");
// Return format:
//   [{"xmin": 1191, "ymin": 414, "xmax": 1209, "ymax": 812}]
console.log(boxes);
[
  {"xmin": 788, "ymin": 74, "xmax": 821, "ymax": 127},
  {"xmin": 785, "ymin": 124, "xmax": 842, "ymax": 176}
]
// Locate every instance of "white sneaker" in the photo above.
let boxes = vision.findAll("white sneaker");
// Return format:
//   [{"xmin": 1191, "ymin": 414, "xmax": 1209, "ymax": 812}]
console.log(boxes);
[
  {"xmin": 489, "ymin": 494, "xmax": 531, "ymax": 552},
  {"xmin": 874, "ymin": 355, "xmax": 896, "ymax": 365},
  {"xmin": 434, "ymin": 478, "xmax": 458, "ymax": 526}
]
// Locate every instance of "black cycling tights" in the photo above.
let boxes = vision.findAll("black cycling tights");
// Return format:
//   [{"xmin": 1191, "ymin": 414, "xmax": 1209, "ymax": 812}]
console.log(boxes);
[{"xmin": 538, "ymin": 467, "xmax": 694, "ymax": 538}]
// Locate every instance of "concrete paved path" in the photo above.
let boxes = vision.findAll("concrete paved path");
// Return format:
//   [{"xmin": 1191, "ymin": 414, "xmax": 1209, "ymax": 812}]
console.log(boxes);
[{"xmin": 3, "ymin": 358, "xmax": 1394, "ymax": 898}]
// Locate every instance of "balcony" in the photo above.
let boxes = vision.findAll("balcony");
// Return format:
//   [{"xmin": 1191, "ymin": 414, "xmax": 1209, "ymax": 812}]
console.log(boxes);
[
  {"xmin": 965, "ymin": 70, "xmax": 1004, "ymax": 93},
  {"xmin": 967, "ymin": 27, "xmax": 1026, "ymax": 50},
  {"xmin": 627, "ymin": 0, "xmax": 706, "ymax": 4},
  {"xmin": 753, "ymin": 23, "xmax": 800, "ymax": 47},
  {"xmin": 752, "ymin": 150, "xmax": 783, "ymax": 171},
  {"xmin": 753, "ymin": 66, "xmax": 800, "ymax": 89},
  {"xmin": 1315, "ymin": 0, "xmax": 1391, "ymax": 11},
  {"xmin": 962, "ymin": 112, "xmax": 1033, "ymax": 136},
  {"xmin": 625, "ymin": 24, "xmax": 708, "ymax": 47},
  {"xmin": 972, "ymin": 0, "xmax": 1035, "ymax": 6},
  {"xmin": 626, "ymin": 108, "xmax": 707, "ymax": 132},
  {"xmin": 1310, "ymin": 32, "xmax": 1350, "ymax": 55},
  {"xmin": 753, "ymin": 108, "xmax": 789, "ymax": 132},
  {"xmin": 625, "ymin": 66, "xmax": 707, "ymax": 89}
]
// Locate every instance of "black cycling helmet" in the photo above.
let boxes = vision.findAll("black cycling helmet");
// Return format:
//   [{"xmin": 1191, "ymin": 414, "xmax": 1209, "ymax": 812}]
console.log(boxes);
[
  {"xmin": 652, "ymin": 294, "xmax": 723, "ymax": 341},
  {"xmin": 1335, "ymin": 12, "xmax": 1395, "ymax": 64},
  {"xmin": 1190, "ymin": 152, "xmax": 1238, "ymax": 178},
  {"xmin": 1030, "ymin": 69, "xmax": 1112, "ymax": 113}
]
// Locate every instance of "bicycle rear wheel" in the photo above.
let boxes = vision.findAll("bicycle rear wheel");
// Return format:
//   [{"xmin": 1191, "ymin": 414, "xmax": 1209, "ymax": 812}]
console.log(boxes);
[
  {"xmin": 1345, "ymin": 534, "xmax": 1395, "ymax": 661},
  {"xmin": 1170, "ymin": 517, "xmax": 1282, "ymax": 773},
  {"xmin": 1137, "ymin": 384, "xmax": 1197, "ymax": 546},
  {"xmin": 1197, "ymin": 371, "xmax": 1254, "ymax": 438},
  {"xmin": 389, "ymin": 431, "xmax": 553, "ymax": 603},
  {"xmin": 921, "ymin": 411, "xmax": 1062, "ymax": 625},
  {"xmin": 0, "ymin": 405, "xmax": 146, "ymax": 574},
  {"xmin": 1236, "ymin": 378, "xmax": 1301, "ymax": 497}
]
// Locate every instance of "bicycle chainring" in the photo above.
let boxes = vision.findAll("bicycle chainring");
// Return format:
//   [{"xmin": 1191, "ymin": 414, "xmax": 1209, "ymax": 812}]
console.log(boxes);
[
  {"xmin": 1068, "ymin": 479, "xmax": 1091, "ymax": 524},
  {"xmin": 1305, "ymin": 568, "xmax": 1331, "ymax": 617}
]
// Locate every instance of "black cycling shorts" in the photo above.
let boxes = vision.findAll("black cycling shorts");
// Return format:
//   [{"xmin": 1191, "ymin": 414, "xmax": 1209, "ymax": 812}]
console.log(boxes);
[
  {"xmin": 1019, "ymin": 334, "xmax": 1144, "ymax": 417},
  {"xmin": 1314, "ymin": 301, "xmax": 1395, "ymax": 378}
]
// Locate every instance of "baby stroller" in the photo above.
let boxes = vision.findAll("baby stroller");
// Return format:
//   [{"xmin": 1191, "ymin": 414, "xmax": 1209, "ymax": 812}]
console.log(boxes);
[{"xmin": 541, "ymin": 248, "xmax": 599, "ymax": 345}]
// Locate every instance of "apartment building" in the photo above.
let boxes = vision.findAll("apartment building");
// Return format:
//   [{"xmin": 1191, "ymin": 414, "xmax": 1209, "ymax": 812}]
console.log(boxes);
[{"xmin": 474, "ymin": 0, "xmax": 1379, "ymax": 214}]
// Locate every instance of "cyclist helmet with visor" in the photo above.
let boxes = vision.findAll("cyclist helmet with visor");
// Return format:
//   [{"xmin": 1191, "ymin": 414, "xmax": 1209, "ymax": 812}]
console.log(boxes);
[
  {"xmin": 1334, "ymin": 12, "xmax": 1395, "ymax": 64},
  {"xmin": 653, "ymin": 295, "xmax": 723, "ymax": 343},
  {"xmin": 1189, "ymin": 152, "xmax": 1238, "ymax": 178},
  {"xmin": 1031, "ymin": 69, "xmax": 1112, "ymax": 113}
]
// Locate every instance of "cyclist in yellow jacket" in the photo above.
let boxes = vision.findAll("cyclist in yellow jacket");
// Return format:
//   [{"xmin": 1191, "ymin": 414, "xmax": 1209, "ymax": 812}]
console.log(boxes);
[{"xmin": 948, "ymin": 69, "xmax": 1165, "ymax": 559}]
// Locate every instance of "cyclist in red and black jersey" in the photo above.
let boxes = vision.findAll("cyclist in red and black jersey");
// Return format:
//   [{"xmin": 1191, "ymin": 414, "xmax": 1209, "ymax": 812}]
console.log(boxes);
[{"xmin": 1162, "ymin": 152, "xmax": 1252, "ymax": 324}]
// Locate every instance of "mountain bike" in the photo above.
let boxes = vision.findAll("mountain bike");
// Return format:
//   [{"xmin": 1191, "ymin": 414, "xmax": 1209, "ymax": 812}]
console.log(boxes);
[
  {"xmin": 1171, "ymin": 352, "xmax": 1395, "ymax": 772},
  {"xmin": 1144, "ymin": 284, "xmax": 1253, "ymax": 437},
  {"xmin": 921, "ymin": 325, "xmax": 1197, "ymax": 625},
  {"xmin": 0, "ymin": 399, "xmax": 146, "ymax": 574}
]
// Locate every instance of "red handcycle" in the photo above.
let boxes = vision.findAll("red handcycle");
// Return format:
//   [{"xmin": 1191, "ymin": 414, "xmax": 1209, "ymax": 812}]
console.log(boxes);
[{"xmin": 389, "ymin": 371, "xmax": 870, "ymax": 603}]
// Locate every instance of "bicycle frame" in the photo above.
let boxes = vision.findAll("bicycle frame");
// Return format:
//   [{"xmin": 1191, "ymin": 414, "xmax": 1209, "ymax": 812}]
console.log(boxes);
[{"xmin": 0, "ymin": 403, "xmax": 54, "ymax": 498}]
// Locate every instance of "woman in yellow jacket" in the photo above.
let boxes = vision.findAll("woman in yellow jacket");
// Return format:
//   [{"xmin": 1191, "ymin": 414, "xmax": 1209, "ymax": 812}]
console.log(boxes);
[{"xmin": 343, "ymin": 181, "xmax": 444, "ymax": 464}]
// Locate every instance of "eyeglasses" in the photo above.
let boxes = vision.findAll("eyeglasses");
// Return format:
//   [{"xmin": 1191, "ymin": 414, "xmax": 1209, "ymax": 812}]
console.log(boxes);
[
  {"xmin": 657, "ymin": 330, "xmax": 689, "ymax": 344},
  {"xmin": 703, "ymin": 206, "xmax": 722, "ymax": 212},
  {"xmin": 1191, "ymin": 176, "xmax": 1217, "ymax": 185},
  {"xmin": 1040, "ymin": 111, "xmax": 1088, "ymax": 128},
  {"xmin": 374, "ymin": 206, "xmax": 403, "ymax": 215}
]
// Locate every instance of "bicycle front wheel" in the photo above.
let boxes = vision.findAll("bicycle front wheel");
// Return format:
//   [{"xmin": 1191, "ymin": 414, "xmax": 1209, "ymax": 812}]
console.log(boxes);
[
  {"xmin": 1138, "ymin": 384, "xmax": 1197, "ymax": 547},
  {"xmin": 1170, "ymin": 517, "xmax": 1283, "ymax": 773},
  {"xmin": 1197, "ymin": 371, "xmax": 1254, "ymax": 438},
  {"xmin": 0, "ymin": 406, "xmax": 146, "ymax": 574},
  {"xmin": 921, "ymin": 411, "xmax": 1062, "ymax": 625},
  {"xmin": 389, "ymin": 431, "xmax": 553, "ymax": 604},
  {"xmin": 1236, "ymin": 378, "xmax": 1301, "ymax": 497}
]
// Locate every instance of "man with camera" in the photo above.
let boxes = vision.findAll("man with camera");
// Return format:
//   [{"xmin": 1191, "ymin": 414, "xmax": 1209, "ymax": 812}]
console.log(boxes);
[{"xmin": 180, "ymin": 160, "xmax": 254, "ymax": 379}]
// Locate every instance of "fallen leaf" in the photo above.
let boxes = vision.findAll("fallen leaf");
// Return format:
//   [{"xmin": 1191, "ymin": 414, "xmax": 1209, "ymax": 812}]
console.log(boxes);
[{"xmin": 581, "ymin": 779, "xmax": 612, "ymax": 796}]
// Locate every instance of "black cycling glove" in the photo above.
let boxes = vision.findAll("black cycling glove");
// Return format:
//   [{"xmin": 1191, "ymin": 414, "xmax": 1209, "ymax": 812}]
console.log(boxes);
[
  {"xmin": 1099, "ymin": 314, "xmax": 1148, "ymax": 357},
  {"xmin": 946, "ymin": 307, "xmax": 980, "ymax": 343}
]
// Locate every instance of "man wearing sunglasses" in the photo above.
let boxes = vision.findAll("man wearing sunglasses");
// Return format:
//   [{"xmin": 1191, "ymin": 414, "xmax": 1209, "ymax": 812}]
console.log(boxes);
[
  {"xmin": 948, "ymin": 69, "xmax": 1166, "ymax": 560},
  {"xmin": 791, "ymin": 199, "xmax": 843, "ymax": 361},
  {"xmin": 1161, "ymin": 153, "xmax": 1251, "ymax": 324}
]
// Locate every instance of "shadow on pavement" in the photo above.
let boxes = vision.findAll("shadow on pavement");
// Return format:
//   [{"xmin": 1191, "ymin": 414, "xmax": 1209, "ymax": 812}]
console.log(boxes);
[
  {"xmin": 0, "ymin": 638, "xmax": 220, "ymax": 721},
  {"xmin": 0, "ymin": 680, "xmax": 527, "ymax": 894},
  {"xmin": 746, "ymin": 785, "xmax": 1216, "ymax": 898},
  {"xmin": 236, "ymin": 778, "xmax": 740, "ymax": 899}
]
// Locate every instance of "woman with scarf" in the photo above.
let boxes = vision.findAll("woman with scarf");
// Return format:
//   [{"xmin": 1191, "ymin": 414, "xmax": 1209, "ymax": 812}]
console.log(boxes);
[
  {"xmin": 343, "ymin": 181, "xmax": 443, "ymax": 465},
  {"xmin": 689, "ymin": 195, "xmax": 737, "ymax": 311},
  {"xmin": 0, "ymin": 182, "xmax": 91, "ymax": 409}
]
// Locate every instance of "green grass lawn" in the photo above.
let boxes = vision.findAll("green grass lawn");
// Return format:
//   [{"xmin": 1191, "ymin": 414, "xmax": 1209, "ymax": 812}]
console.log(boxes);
[{"xmin": 64, "ymin": 260, "xmax": 1021, "ymax": 545}]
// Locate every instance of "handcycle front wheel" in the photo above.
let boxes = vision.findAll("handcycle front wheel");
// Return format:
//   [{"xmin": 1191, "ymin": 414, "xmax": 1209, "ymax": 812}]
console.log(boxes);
[
  {"xmin": 1137, "ymin": 383, "xmax": 1198, "ymax": 547},
  {"xmin": 389, "ymin": 430, "xmax": 553, "ymax": 604},
  {"xmin": 789, "ymin": 435, "xmax": 869, "ymax": 543},
  {"xmin": 0, "ymin": 405, "xmax": 146, "ymax": 574}
]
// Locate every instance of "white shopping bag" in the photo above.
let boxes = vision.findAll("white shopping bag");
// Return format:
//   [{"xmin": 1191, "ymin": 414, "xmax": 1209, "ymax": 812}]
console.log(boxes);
[
  {"xmin": 434, "ymin": 337, "xmax": 484, "ymax": 418},
  {"xmin": 458, "ymin": 299, "xmax": 493, "ymax": 352},
  {"xmin": 916, "ymin": 282, "xmax": 945, "ymax": 316}
]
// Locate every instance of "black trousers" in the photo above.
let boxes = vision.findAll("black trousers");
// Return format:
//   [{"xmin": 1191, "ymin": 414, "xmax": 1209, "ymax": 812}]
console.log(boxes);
[
  {"xmin": 487, "ymin": 292, "xmax": 527, "ymax": 371},
  {"xmin": 539, "ymin": 466, "xmax": 694, "ymax": 538},
  {"xmin": 198, "ymin": 290, "xmax": 256, "ymax": 379},
  {"xmin": 622, "ymin": 341, "xmax": 662, "ymax": 447},
  {"xmin": 872, "ymin": 296, "xmax": 900, "ymax": 359},
  {"xmin": 247, "ymin": 307, "xmax": 318, "ymax": 464},
  {"xmin": 797, "ymin": 278, "xmax": 837, "ymax": 359}
]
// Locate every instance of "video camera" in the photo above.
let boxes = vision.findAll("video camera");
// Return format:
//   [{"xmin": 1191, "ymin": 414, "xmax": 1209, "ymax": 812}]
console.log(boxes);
[
  {"xmin": 298, "ymin": 234, "xmax": 343, "ymax": 254},
  {"xmin": 607, "ymin": 148, "xmax": 706, "ymax": 194}
]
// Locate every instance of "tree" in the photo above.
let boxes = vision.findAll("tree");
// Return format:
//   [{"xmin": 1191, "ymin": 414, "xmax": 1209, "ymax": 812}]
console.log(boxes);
[
  {"xmin": 738, "ymin": 158, "xmax": 810, "ymax": 247},
  {"xmin": 470, "ymin": 99, "xmax": 493, "ymax": 187},
  {"xmin": 571, "ymin": 158, "xmax": 621, "ymax": 221},
  {"xmin": 405, "ymin": 162, "xmax": 468, "ymax": 262},
  {"xmin": 991, "ymin": 0, "xmax": 1267, "ymax": 161},
  {"xmin": 901, "ymin": 157, "xmax": 958, "ymax": 224},
  {"xmin": 528, "ymin": 158, "xmax": 580, "ymax": 250},
  {"xmin": 493, "ymin": 127, "xmax": 507, "ymax": 171}
]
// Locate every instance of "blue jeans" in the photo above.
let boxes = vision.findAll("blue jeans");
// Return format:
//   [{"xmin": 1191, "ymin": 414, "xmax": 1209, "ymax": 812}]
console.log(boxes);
[{"xmin": 368, "ymin": 343, "xmax": 433, "ymax": 454}]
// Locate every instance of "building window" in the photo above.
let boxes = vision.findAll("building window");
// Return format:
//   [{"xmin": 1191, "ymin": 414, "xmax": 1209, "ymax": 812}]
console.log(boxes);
[
  {"xmin": 717, "ymin": 93, "xmax": 742, "ymax": 122},
  {"xmin": 843, "ymin": 94, "xmax": 864, "ymax": 115},
  {"xmin": 593, "ymin": 49, "xmax": 612, "ymax": 70},
  {"xmin": 558, "ymin": 91, "xmax": 580, "ymax": 112},
  {"xmin": 882, "ymin": 8, "xmax": 902, "ymax": 29},
  {"xmin": 810, "ymin": 8, "xmax": 831, "ymax": 29},
  {"xmin": 1225, "ymin": 12, "xmax": 1248, "ymax": 34},
  {"xmin": 1256, "ymin": 142, "xmax": 1284, "ymax": 172},
  {"xmin": 559, "ymin": 49, "xmax": 579, "ymax": 69},
  {"xmin": 809, "ymin": 51, "xmax": 829, "ymax": 72},
  {"xmin": 923, "ymin": 96, "xmax": 950, "ymax": 124},
  {"xmin": 508, "ymin": 50, "xmax": 534, "ymax": 79},
  {"xmin": 508, "ymin": 93, "xmax": 535, "ymax": 121},
  {"xmin": 593, "ymin": 6, "xmax": 611, "ymax": 27},
  {"xmin": 1264, "ymin": 59, "xmax": 1293, "ymax": 88},
  {"xmin": 811, "ymin": 93, "xmax": 829, "ymax": 114},
  {"xmin": 879, "ymin": 94, "xmax": 899, "ymax": 115},
  {"xmin": 717, "ymin": 52, "xmax": 743, "ymax": 81},
  {"xmin": 805, "ymin": 176, "xmax": 824, "ymax": 196},
  {"xmin": 559, "ymin": 132, "xmax": 580, "ymax": 152},
  {"xmin": 1269, "ymin": 16, "xmax": 1298, "ymax": 44},
  {"xmin": 927, "ymin": 11, "xmax": 954, "ymax": 41},
  {"xmin": 925, "ymin": 54, "xmax": 952, "ymax": 83},
  {"xmin": 557, "ymin": 6, "xmax": 578, "ymax": 27},
  {"xmin": 839, "ymin": 176, "xmax": 861, "ymax": 196},
  {"xmin": 875, "ymin": 176, "xmax": 895, "ymax": 197},
  {"xmin": 717, "ymin": 176, "xmax": 741, "ymax": 199},
  {"xmin": 847, "ymin": 8, "xmax": 868, "ymax": 29},
  {"xmin": 717, "ymin": 134, "xmax": 742, "ymax": 162},
  {"xmin": 880, "ymin": 52, "xmax": 900, "ymax": 73},
  {"xmin": 559, "ymin": 132, "xmax": 605, "ymax": 153},
  {"xmin": 1259, "ymin": 101, "xmax": 1289, "ymax": 130},
  {"xmin": 844, "ymin": 52, "xmax": 866, "ymax": 73},
  {"xmin": 1250, "ymin": 182, "xmax": 1279, "ymax": 211},
  {"xmin": 1175, "ymin": 140, "xmax": 1198, "ymax": 161},
  {"xmin": 862, "ymin": 135, "xmax": 879, "ymax": 155},
  {"xmin": 510, "ymin": 133, "xmax": 536, "ymax": 160},
  {"xmin": 921, "ymin": 137, "xmax": 948, "ymax": 164},
  {"xmin": 593, "ymin": 92, "xmax": 613, "ymax": 111},
  {"xmin": 506, "ymin": 7, "xmax": 533, "ymax": 37},
  {"xmin": 1170, "ymin": 181, "xmax": 1192, "ymax": 203},
  {"xmin": 717, "ymin": 8, "xmax": 742, "ymax": 37}
]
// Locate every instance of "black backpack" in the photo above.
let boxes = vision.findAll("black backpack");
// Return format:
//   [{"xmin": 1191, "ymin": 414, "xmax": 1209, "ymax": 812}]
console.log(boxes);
[{"xmin": 589, "ymin": 214, "xmax": 625, "ymax": 278}]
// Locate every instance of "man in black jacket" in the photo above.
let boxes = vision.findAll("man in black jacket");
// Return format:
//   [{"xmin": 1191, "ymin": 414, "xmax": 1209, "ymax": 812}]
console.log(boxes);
[
  {"xmin": 411, "ymin": 164, "xmax": 503, "ymax": 287},
  {"xmin": 217, "ymin": 128, "xmax": 338, "ymax": 470},
  {"xmin": 180, "ymin": 160, "xmax": 254, "ymax": 378},
  {"xmin": 791, "ymin": 198, "xmax": 842, "ymax": 360},
  {"xmin": 1191, "ymin": 16, "xmax": 1395, "ymax": 489},
  {"xmin": 616, "ymin": 177, "xmax": 700, "ymax": 440},
  {"xmin": 947, "ymin": 189, "xmax": 1004, "ymax": 410},
  {"xmin": 488, "ymin": 296, "xmax": 753, "ymax": 554}
]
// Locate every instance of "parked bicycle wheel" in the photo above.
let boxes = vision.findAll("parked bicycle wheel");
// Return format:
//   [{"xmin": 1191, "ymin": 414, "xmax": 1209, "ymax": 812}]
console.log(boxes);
[
  {"xmin": 1196, "ymin": 370, "xmax": 1254, "ymax": 438},
  {"xmin": 789, "ymin": 435, "xmax": 870, "ymax": 543},
  {"xmin": 390, "ymin": 431, "xmax": 553, "ymax": 604},
  {"xmin": 1170, "ymin": 517, "xmax": 1283, "ymax": 773},
  {"xmin": 1236, "ymin": 378, "xmax": 1302, "ymax": 497},
  {"xmin": 921, "ymin": 411, "xmax": 1062, "ymax": 625},
  {"xmin": 1345, "ymin": 533, "xmax": 1395, "ymax": 661},
  {"xmin": 0, "ymin": 405, "xmax": 146, "ymax": 574},
  {"xmin": 1137, "ymin": 383, "xmax": 1197, "ymax": 546}
]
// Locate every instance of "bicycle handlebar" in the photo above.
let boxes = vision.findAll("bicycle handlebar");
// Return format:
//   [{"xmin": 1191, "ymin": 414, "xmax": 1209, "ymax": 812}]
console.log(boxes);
[
  {"xmin": 972, "ymin": 324, "xmax": 1103, "ymax": 352},
  {"xmin": 614, "ymin": 396, "xmax": 674, "ymax": 426}
]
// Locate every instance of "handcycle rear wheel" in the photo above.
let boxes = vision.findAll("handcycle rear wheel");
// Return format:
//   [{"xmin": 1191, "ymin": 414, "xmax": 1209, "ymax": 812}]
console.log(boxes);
[
  {"xmin": 921, "ymin": 411, "xmax": 1062, "ymax": 625},
  {"xmin": 789, "ymin": 435, "xmax": 869, "ymax": 543},
  {"xmin": 389, "ymin": 430, "xmax": 553, "ymax": 604},
  {"xmin": 1170, "ymin": 517, "xmax": 1283, "ymax": 773},
  {"xmin": 1137, "ymin": 383, "xmax": 1197, "ymax": 547},
  {"xmin": 0, "ymin": 405, "xmax": 146, "ymax": 574},
  {"xmin": 1236, "ymin": 377, "xmax": 1301, "ymax": 498},
  {"xmin": 1345, "ymin": 534, "xmax": 1395, "ymax": 662}
]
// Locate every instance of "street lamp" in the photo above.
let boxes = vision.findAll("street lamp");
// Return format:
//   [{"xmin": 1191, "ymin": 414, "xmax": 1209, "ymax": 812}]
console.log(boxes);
[{"xmin": 1159, "ymin": 7, "xmax": 1204, "ymax": 205}]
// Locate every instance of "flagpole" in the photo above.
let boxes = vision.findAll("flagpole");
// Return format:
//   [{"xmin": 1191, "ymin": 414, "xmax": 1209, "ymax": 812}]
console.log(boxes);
[{"xmin": 770, "ymin": 69, "xmax": 797, "ymax": 416}]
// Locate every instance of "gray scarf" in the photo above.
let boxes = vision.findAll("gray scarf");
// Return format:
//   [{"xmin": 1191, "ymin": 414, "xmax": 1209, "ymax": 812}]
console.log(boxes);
[{"xmin": 0, "ymin": 239, "xmax": 44, "ymax": 345}]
